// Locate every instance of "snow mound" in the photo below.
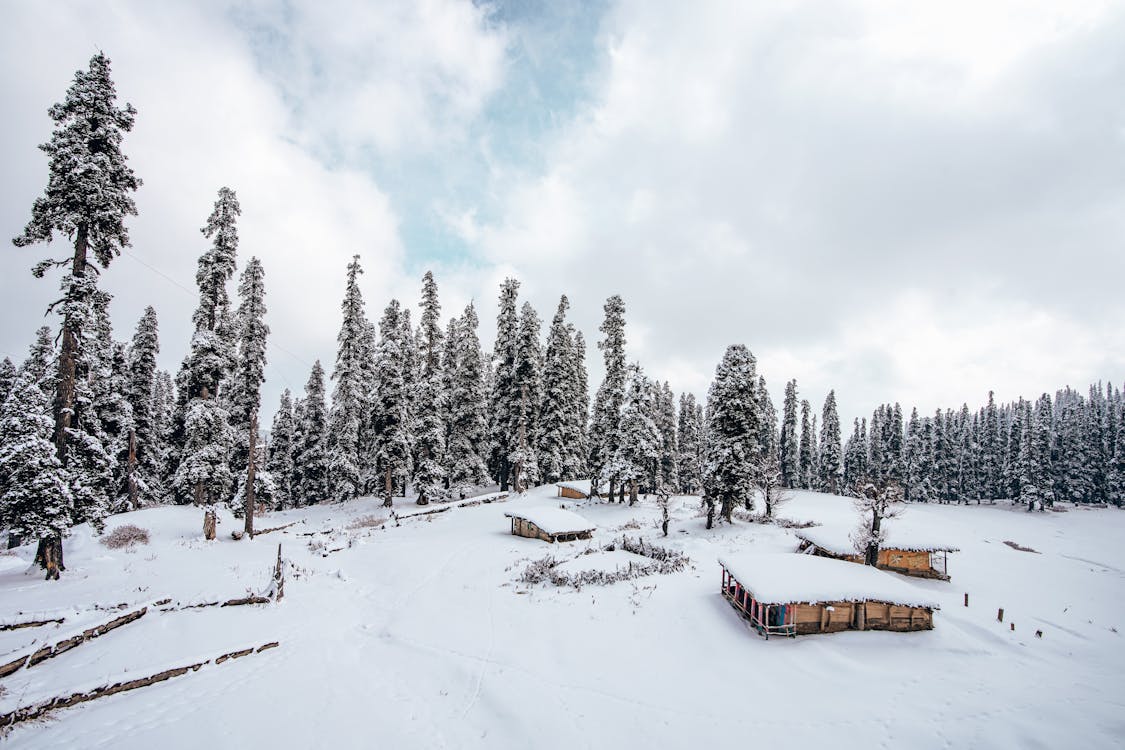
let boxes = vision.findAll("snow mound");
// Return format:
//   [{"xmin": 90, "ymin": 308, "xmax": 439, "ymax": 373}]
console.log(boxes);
[{"xmin": 719, "ymin": 552, "xmax": 941, "ymax": 608}]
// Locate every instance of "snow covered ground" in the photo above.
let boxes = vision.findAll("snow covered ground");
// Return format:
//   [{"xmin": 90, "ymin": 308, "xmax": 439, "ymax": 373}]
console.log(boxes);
[{"xmin": 2, "ymin": 487, "xmax": 1123, "ymax": 748}]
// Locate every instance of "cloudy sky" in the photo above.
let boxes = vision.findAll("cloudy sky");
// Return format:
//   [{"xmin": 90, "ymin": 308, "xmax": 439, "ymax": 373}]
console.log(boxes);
[{"xmin": 1, "ymin": 0, "xmax": 1122, "ymax": 429}]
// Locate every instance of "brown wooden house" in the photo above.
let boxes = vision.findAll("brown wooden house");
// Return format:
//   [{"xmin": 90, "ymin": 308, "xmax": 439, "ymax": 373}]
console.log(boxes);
[
  {"xmin": 719, "ymin": 553, "xmax": 938, "ymax": 638},
  {"xmin": 795, "ymin": 529, "xmax": 958, "ymax": 580},
  {"xmin": 505, "ymin": 508, "xmax": 595, "ymax": 543},
  {"xmin": 556, "ymin": 481, "xmax": 591, "ymax": 500}
]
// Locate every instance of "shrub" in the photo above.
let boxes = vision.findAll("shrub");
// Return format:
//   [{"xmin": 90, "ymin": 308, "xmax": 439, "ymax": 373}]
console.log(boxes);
[{"xmin": 102, "ymin": 524, "xmax": 150, "ymax": 549}]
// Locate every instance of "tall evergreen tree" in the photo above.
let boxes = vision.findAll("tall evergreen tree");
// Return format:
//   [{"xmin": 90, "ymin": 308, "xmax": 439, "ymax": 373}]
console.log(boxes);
[
  {"xmin": 125, "ymin": 306, "xmax": 161, "ymax": 506},
  {"xmin": 230, "ymin": 257, "xmax": 269, "ymax": 440},
  {"xmin": 538, "ymin": 296, "xmax": 575, "ymax": 485},
  {"xmin": 13, "ymin": 53, "xmax": 140, "ymax": 483},
  {"xmin": 0, "ymin": 358, "xmax": 16, "ymax": 410},
  {"xmin": 373, "ymin": 302, "xmax": 413, "ymax": 505},
  {"xmin": 174, "ymin": 188, "xmax": 240, "ymax": 508},
  {"xmin": 610, "ymin": 365, "xmax": 661, "ymax": 504},
  {"xmin": 677, "ymin": 393, "xmax": 703, "ymax": 494},
  {"xmin": 797, "ymin": 399, "xmax": 814, "ymax": 490},
  {"xmin": 779, "ymin": 380, "xmax": 800, "ymax": 488},
  {"xmin": 295, "ymin": 361, "xmax": 328, "ymax": 504},
  {"xmin": 565, "ymin": 329, "xmax": 590, "ymax": 479},
  {"xmin": 702, "ymin": 345, "xmax": 761, "ymax": 527},
  {"xmin": 0, "ymin": 373, "xmax": 73, "ymax": 576},
  {"xmin": 412, "ymin": 271, "xmax": 446, "ymax": 505},
  {"xmin": 488, "ymin": 278, "xmax": 521, "ymax": 490},
  {"xmin": 509, "ymin": 302, "xmax": 544, "ymax": 491},
  {"xmin": 590, "ymin": 295, "xmax": 627, "ymax": 500},
  {"xmin": 656, "ymin": 381, "xmax": 679, "ymax": 491},
  {"xmin": 818, "ymin": 390, "xmax": 843, "ymax": 493},
  {"xmin": 326, "ymin": 257, "xmax": 367, "ymax": 503},
  {"xmin": 267, "ymin": 389, "xmax": 296, "ymax": 509},
  {"xmin": 446, "ymin": 304, "xmax": 490, "ymax": 492}
]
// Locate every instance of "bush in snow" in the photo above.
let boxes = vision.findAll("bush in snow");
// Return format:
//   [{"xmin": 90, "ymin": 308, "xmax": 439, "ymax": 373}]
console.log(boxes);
[
  {"xmin": 102, "ymin": 524, "xmax": 150, "ymax": 549},
  {"xmin": 520, "ymin": 536, "xmax": 690, "ymax": 590}
]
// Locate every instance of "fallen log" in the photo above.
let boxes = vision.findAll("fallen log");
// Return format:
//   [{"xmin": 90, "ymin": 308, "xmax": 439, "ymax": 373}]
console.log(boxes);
[
  {"xmin": 0, "ymin": 641, "xmax": 281, "ymax": 728},
  {"xmin": 0, "ymin": 617, "xmax": 65, "ymax": 632},
  {"xmin": 0, "ymin": 607, "xmax": 147, "ymax": 680},
  {"xmin": 254, "ymin": 522, "xmax": 298, "ymax": 537},
  {"xmin": 221, "ymin": 596, "xmax": 271, "ymax": 607}
]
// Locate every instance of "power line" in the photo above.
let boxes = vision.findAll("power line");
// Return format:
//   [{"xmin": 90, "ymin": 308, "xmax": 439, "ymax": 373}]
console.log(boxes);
[{"xmin": 121, "ymin": 250, "xmax": 315, "ymax": 391}]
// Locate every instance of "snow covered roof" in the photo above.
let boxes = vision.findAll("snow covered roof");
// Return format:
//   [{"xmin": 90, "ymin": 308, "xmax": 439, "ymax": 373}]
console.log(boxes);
[
  {"xmin": 556, "ymin": 480, "xmax": 591, "ymax": 496},
  {"xmin": 505, "ymin": 508, "xmax": 596, "ymax": 535},
  {"xmin": 718, "ymin": 553, "xmax": 941, "ymax": 608},
  {"xmin": 796, "ymin": 526, "xmax": 959, "ymax": 556}
]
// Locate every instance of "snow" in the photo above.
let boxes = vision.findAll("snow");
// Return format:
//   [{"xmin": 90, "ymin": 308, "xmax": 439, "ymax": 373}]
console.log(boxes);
[
  {"xmin": 796, "ymin": 525, "xmax": 960, "ymax": 556},
  {"xmin": 2, "ymin": 488, "xmax": 1124, "ymax": 748},
  {"xmin": 554, "ymin": 549, "xmax": 648, "ymax": 576},
  {"xmin": 555, "ymin": 479, "xmax": 591, "ymax": 496},
  {"xmin": 719, "ymin": 552, "xmax": 941, "ymax": 608},
  {"xmin": 504, "ymin": 507, "xmax": 595, "ymax": 535}
]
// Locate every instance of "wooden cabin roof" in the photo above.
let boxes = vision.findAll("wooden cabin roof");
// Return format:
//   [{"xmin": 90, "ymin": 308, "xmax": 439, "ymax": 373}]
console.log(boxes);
[
  {"xmin": 795, "ymin": 527, "xmax": 959, "ymax": 556},
  {"xmin": 719, "ymin": 553, "xmax": 941, "ymax": 609},
  {"xmin": 505, "ymin": 508, "xmax": 596, "ymax": 535}
]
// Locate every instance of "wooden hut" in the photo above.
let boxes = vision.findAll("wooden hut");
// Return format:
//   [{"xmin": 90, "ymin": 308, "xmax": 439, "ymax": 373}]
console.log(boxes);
[
  {"xmin": 718, "ymin": 553, "xmax": 938, "ymax": 638},
  {"xmin": 505, "ymin": 508, "xmax": 595, "ymax": 543},
  {"xmin": 795, "ymin": 528, "xmax": 958, "ymax": 580},
  {"xmin": 556, "ymin": 480, "xmax": 591, "ymax": 500}
]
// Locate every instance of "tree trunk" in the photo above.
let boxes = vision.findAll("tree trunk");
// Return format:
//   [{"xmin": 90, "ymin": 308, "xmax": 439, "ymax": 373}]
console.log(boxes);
[
  {"xmin": 608, "ymin": 478, "xmax": 616, "ymax": 505},
  {"xmin": 193, "ymin": 385, "xmax": 211, "ymax": 506},
  {"xmin": 383, "ymin": 466, "xmax": 393, "ymax": 508},
  {"xmin": 244, "ymin": 410, "xmax": 257, "ymax": 539},
  {"xmin": 629, "ymin": 479, "xmax": 638, "ymax": 506},
  {"xmin": 203, "ymin": 509, "xmax": 217, "ymax": 541},
  {"xmin": 126, "ymin": 428, "xmax": 139, "ymax": 510},
  {"xmin": 499, "ymin": 457, "xmax": 509, "ymax": 492},
  {"xmin": 52, "ymin": 224, "xmax": 89, "ymax": 471},
  {"xmin": 866, "ymin": 511, "xmax": 881, "ymax": 566}
]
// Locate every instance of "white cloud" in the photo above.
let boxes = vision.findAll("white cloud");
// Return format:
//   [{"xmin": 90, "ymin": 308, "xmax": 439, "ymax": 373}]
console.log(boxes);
[{"xmin": 464, "ymin": 0, "xmax": 1125, "ymax": 419}]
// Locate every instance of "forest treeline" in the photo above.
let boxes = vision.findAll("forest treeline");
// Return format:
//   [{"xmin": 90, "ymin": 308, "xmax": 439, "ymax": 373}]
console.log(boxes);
[{"xmin": 2, "ymin": 54, "xmax": 1122, "ymax": 577}]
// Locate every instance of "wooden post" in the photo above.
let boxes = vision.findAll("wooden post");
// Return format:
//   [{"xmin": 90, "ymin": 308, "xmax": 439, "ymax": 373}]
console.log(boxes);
[
  {"xmin": 964, "ymin": 592, "xmax": 969, "ymax": 607},
  {"xmin": 857, "ymin": 601, "xmax": 867, "ymax": 631},
  {"xmin": 274, "ymin": 543, "xmax": 284, "ymax": 602},
  {"xmin": 997, "ymin": 608, "xmax": 1004, "ymax": 623},
  {"xmin": 203, "ymin": 508, "xmax": 217, "ymax": 541},
  {"xmin": 1010, "ymin": 623, "xmax": 1014, "ymax": 631}
]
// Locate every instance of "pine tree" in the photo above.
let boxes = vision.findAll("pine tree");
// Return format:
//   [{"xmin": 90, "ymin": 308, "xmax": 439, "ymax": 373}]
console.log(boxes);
[
  {"xmin": 1107, "ymin": 400, "xmax": 1125, "ymax": 508},
  {"xmin": 489, "ymin": 278, "xmax": 521, "ymax": 490},
  {"xmin": 538, "ymin": 296, "xmax": 575, "ymax": 485},
  {"xmin": 174, "ymin": 188, "xmax": 240, "ymax": 508},
  {"xmin": 779, "ymin": 380, "xmax": 800, "ymax": 488},
  {"xmin": 295, "ymin": 361, "xmax": 329, "ymax": 504},
  {"xmin": 868, "ymin": 408, "xmax": 884, "ymax": 485},
  {"xmin": 818, "ymin": 390, "xmax": 843, "ymax": 494},
  {"xmin": 677, "ymin": 393, "xmax": 703, "ymax": 493},
  {"xmin": 412, "ymin": 271, "xmax": 446, "ymax": 504},
  {"xmin": 0, "ymin": 373, "xmax": 73, "ymax": 577},
  {"xmin": 610, "ymin": 365, "xmax": 661, "ymax": 504},
  {"xmin": 12, "ymin": 53, "xmax": 141, "ymax": 497},
  {"xmin": 20, "ymin": 327, "xmax": 56, "ymax": 396},
  {"xmin": 373, "ymin": 302, "xmax": 412, "ymax": 505},
  {"xmin": 656, "ymin": 381, "xmax": 679, "ymax": 491},
  {"xmin": 230, "ymin": 258, "xmax": 269, "ymax": 440},
  {"xmin": 843, "ymin": 418, "xmax": 863, "ymax": 488},
  {"xmin": 982, "ymin": 391, "xmax": 1001, "ymax": 500},
  {"xmin": 797, "ymin": 400, "xmax": 814, "ymax": 490},
  {"xmin": 326, "ymin": 257, "xmax": 367, "ymax": 503},
  {"xmin": 702, "ymin": 345, "xmax": 761, "ymax": 527},
  {"xmin": 267, "ymin": 389, "xmax": 296, "ymax": 509},
  {"xmin": 590, "ymin": 296, "xmax": 627, "ymax": 500},
  {"xmin": 446, "ymin": 304, "xmax": 490, "ymax": 493},
  {"xmin": 0, "ymin": 359, "xmax": 15, "ymax": 410},
  {"xmin": 567, "ymin": 330, "xmax": 590, "ymax": 479},
  {"xmin": 125, "ymin": 306, "xmax": 161, "ymax": 506},
  {"xmin": 509, "ymin": 302, "xmax": 544, "ymax": 491}
]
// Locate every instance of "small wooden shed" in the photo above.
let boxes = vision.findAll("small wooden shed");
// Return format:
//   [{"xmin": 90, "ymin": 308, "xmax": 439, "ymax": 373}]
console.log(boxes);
[
  {"xmin": 505, "ymin": 508, "xmax": 595, "ymax": 543},
  {"xmin": 795, "ymin": 528, "xmax": 958, "ymax": 580},
  {"xmin": 718, "ymin": 553, "xmax": 938, "ymax": 638},
  {"xmin": 556, "ymin": 480, "xmax": 591, "ymax": 500}
]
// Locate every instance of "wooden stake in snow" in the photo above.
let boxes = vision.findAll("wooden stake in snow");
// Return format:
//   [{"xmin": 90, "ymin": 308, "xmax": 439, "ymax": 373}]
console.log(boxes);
[
  {"xmin": 997, "ymin": 608, "xmax": 1004, "ymax": 623},
  {"xmin": 964, "ymin": 593, "xmax": 969, "ymax": 607}
]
